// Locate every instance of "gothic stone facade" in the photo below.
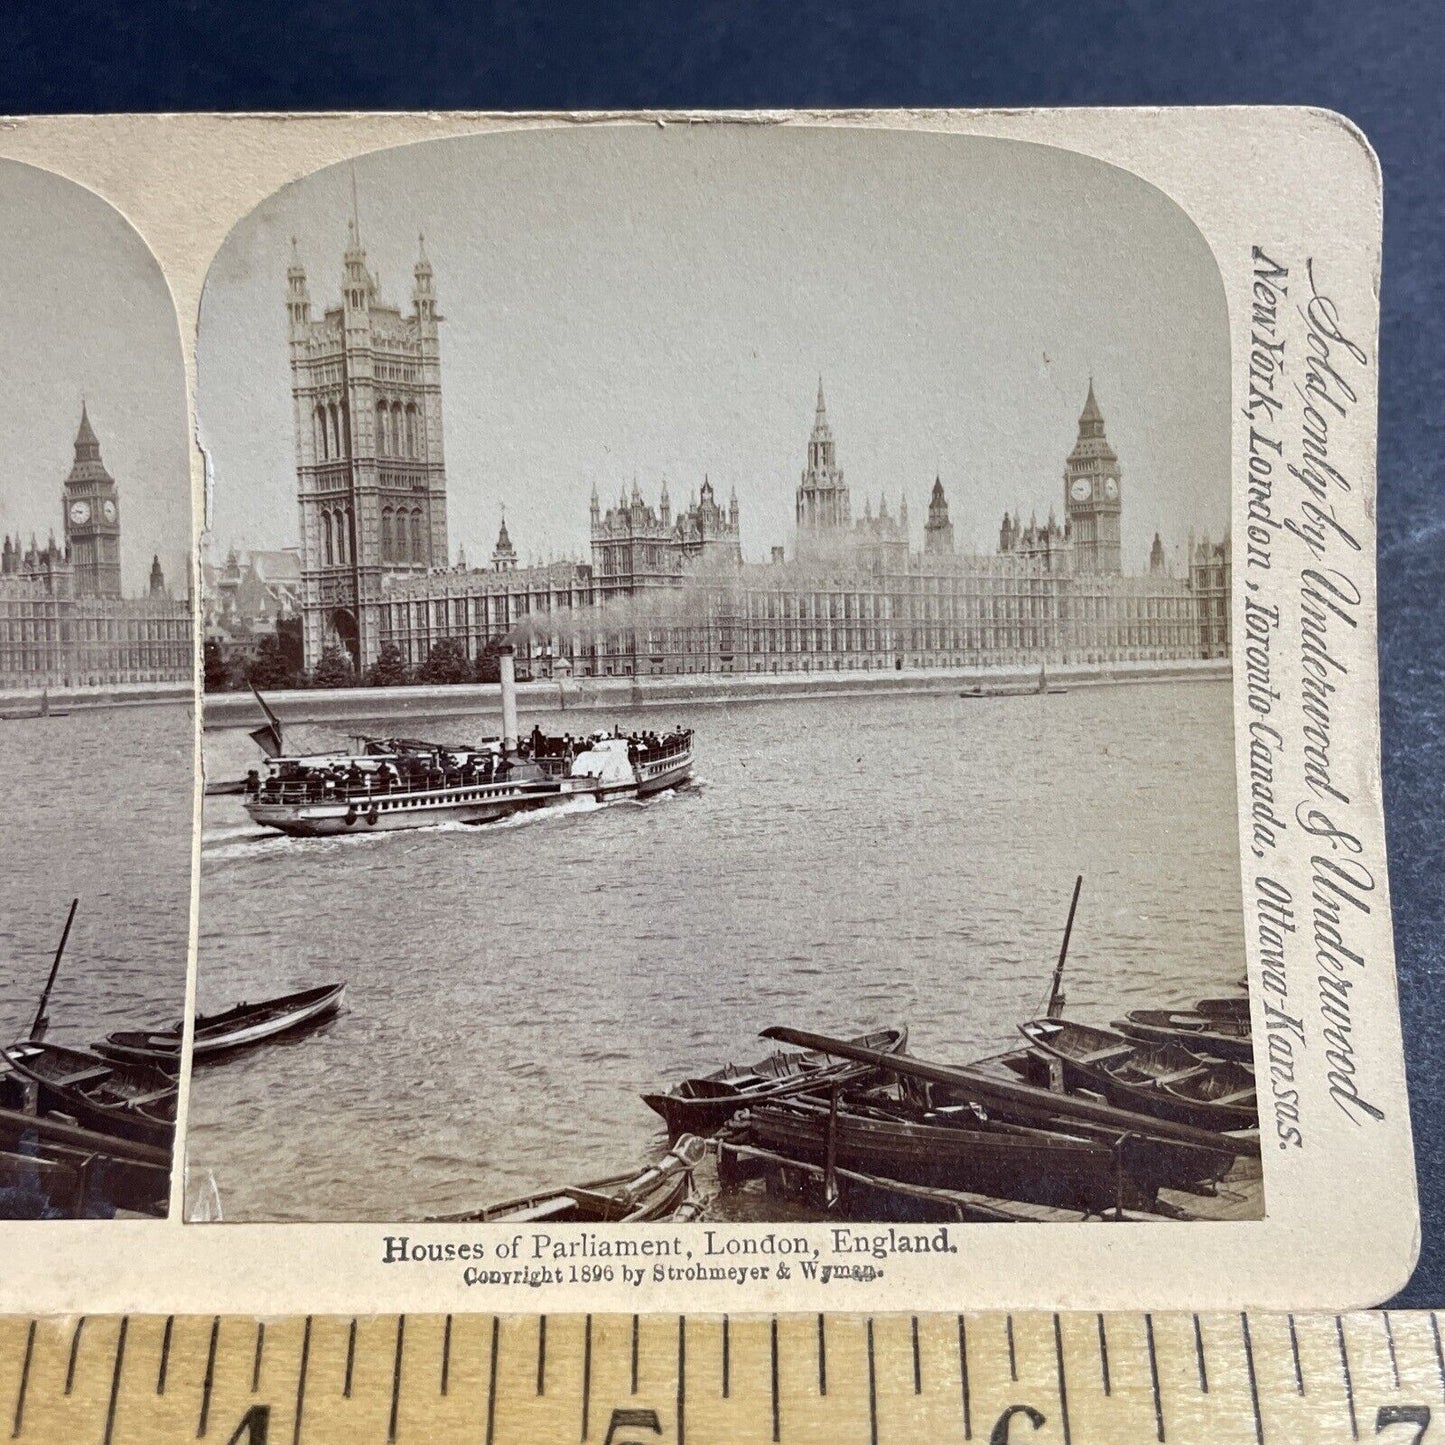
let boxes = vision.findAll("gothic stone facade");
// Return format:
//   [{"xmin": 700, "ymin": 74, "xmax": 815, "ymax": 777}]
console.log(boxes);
[
  {"xmin": 288, "ymin": 232, "xmax": 1229, "ymax": 678},
  {"xmin": 0, "ymin": 409, "xmax": 192, "ymax": 690}
]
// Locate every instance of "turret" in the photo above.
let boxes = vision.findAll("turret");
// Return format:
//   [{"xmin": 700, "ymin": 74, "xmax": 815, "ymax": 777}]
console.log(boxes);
[
  {"xmin": 286, "ymin": 237, "xmax": 311, "ymax": 332},
  {"xmin": 148, "ymin": 553, "xmax": 166, "ymax": 596},
  {"xmin": 412, "ymin": 233, "xmax": 438, "ymax": 325}
]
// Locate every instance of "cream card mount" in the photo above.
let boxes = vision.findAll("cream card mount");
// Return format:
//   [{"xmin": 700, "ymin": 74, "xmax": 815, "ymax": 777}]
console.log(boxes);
[{"xmin": 0, "ymin": 108, "xmax": 1413, "ymax": 1315}]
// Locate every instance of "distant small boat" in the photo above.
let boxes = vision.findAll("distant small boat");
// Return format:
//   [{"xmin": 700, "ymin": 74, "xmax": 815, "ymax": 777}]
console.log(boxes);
[
  {"xmin": 0, "ymin": 689, "xmax": 70, "ymax": 722},
  {"xmin": 94, "ymin": 982, "xmax": 346, "ymax": 1067},
  {"xmin": 1019, "ymin": 1018, "xmax": 1258, "ymax": 1133},
  {"xmin": 2, "ymin": 1042, "xmax": 175, "ymax": 1148},
  {"xmin": 1114, "ymin": 1008, "xmax": 1253, "ymax": 1063},
  {"xmin": 642, "ymin": 1026, "xmax": 908, "ymax": 1139},
  {"xmin": 961, "ymin": 664, "xmax": 1066, "ymax": 699},
  {"xmin": 429, "ymin": 1135, "xmax": 706, "ymax": 1223}
]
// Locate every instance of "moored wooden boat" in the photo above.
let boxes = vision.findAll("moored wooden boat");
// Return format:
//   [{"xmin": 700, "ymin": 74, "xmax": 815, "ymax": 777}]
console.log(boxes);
[
  {"xmin": 642, "ymin": 1026, "xmax": 908, "ymax": 1138},
  {"xmin": 1019, "ymin": 1017, "xmax": 1258, "ymax": 1133},
  {"xmin": 730, "ymin": 1093, "xmax": 1160, "ymax": 1212},
  {"xmin": 1, "ymin": 1043, "xmax": 175, "ymax": 1149},
  {"xmin": 94, "ymin": 982, "xmax": 346, "ymax": 1068},
  {"xmin": 428, "ymin": 1135, "xmax": 706, "ymax": 1224},
  {"xmin": 1114, "ymin": 1007, "xmax": 1254, "ymax": 1063},
  {"xmin": 1195, "ymin": 996, "xmax": 1251, "ymax": 1023},
  {"xmin": 0, "ymin": 1108, "xmax": 171, "ymax": 1218}
]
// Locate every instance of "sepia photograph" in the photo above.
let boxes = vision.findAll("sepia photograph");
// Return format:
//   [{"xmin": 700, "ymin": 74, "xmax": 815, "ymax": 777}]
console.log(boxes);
[
  {"xmin": 188, "ymin": 123, "xmax": 1256, "ymax": 1229},
  {"xmin": 0, "ymin": 158, "xmax": 194, "ymax": 1219}
]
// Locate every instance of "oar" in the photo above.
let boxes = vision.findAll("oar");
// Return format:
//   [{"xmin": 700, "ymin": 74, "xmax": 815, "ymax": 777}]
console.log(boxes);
[
  {"xmin": 1043, "ymin": 874, "xmax": 1083, "ymax": 1020},
  {"xmin": 759, "ymin": 1025, "xmax": 1259, "ymax": 1159},
  {"xmin": 28, "ymin": 897, "xmax": 79, "ymax": 1043}
]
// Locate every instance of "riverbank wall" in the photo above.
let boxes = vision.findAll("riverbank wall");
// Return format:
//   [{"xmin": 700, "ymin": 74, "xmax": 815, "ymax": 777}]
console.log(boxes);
[
  {"xmin": 202, "ymin": 658, "xmax": 1231, "ymax": 731},
  {"xmin": 0, "ymin": 681, "xmax": 194, "ymax": 716}
]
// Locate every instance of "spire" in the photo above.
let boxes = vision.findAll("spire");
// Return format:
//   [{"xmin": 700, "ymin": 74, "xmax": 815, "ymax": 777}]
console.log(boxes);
[
  {"xmin": 75, "ymin": 401, "xmax": 98, "ymax": 455},
  {"xmin": 492, "ymin": 505, "xmax": 517, "ymax": 572},
  {"xmin": 67, "ymin": 401, "xmax": 114, "ymax": 485},
  {"xmin": 1078, "ymin": 376, "xmax": 1105, "ymax": 437},
  {"xmin": 148, "ymin": 553, "xmax": 166, "ymax": 596},
  {"xmin": 412, "ymin": 231, "xmax": 437, "ymax": 321}
]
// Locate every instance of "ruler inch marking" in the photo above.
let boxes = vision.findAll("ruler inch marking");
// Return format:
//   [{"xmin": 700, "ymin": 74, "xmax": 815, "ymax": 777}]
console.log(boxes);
[
  {"xmin": 157, "ymin": 1316, "xmax": 174, "ymax": 1397},
  {"xmin": 1006, "ymin": 1313, "xmax": 1018, "ymax": 1382},
  {"xmin": 866, "ymin": 1318, "xmax": 878, "ymax": 1445},
  {"xmin": 343, "ymin": 1318, "xmax": 356, "ymax": 1399},
  {"xmin": 817, "ymin": 1314, "xmax": 827, "ymax": 1397},
  {"xmin": 582, "ymin": 1314, "xmax": 592, "ymax": 1443},
  {"xmin": 1382, "ymin": 1310, "xmax": 1399, "ymax": 1390},
  {"xmin": 65, "ymin": 1316, "xmax": 85, "ymax": 1396},
  {"xmin": 440, "ymin": 1314, "xmax": 451, "ymax": 1397},
  {"xmin": 1336, "ymin": 1314, "xmax": 1358, "ymax": 1441},
  {"xmin": 912, "ymin": 1315, "xmax": 922, "ymax": 1395},
  {"xmin": 102, "ymin": 1316, "xmax": 128, "ymax": 1445},
  {"xmin": 252, "ymin": 1321, "xmax": 265, "ymax": 1394},
  {"xmin": 772, "ymin": 1317, "xmax": 782, "ymax": 1443},
  {"xmin": 1241, "ymin": 1311, "xmax": 1264, "ymax": 1445},
  {"xmin": 537, "ymin": 1315, "xmax": 547, "ymax": 1396},
  {"xmin": 1097, "ymin": 1313, "xmax": 1111, "ymax": 1396},
  {"xmin": 722, "ymin": 1315, "xmax": 730, "ymax": 1400},
  {"xmin": 1144, "ymin": 1313, "xmax": 1164, "ymax": 1443},
  {"xmin": 388, "ymin": 1315, "xmax": 405, "ymax": 1443},
  {"xmin": 1053, "ymin": 1313, "xmax": 1072, "ymax": 1445},
  {"xmin": 676, "ymin": 1316, "xmax": 686, "ymax": 1445},
  {"xmin": 10, "ymin": 1319, "xmax": 35, "ymax": 1440},
  {"xmin": 630, "ymin": 1315, "xmax": 639, "ymax": 1397},
  {"xmin": 292, "ymin": 1317, "xmax": 311, "ymax": 1445},
  {"xmin": 485, "ymin": 1317, "xmax": 499, "ymax": 1445},
  {"xmin": 958, "ymin": 1315, "xmax": 972, "ymax": 1441},
  {"xmin": 1192, "ymin": 1313, "xmax": 1209, "ymax": 1394},
  {"xmin": 198, "ymin": 1316, "xmax": 220, "ymax": 1438},
  {"xmin": 1287, "ymin": 1313, "xmax": 1304, "ymax": 1396}
]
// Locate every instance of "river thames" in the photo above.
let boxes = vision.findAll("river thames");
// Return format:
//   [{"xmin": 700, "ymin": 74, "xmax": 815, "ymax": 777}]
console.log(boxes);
[
  {"xmin": 0, "ymin": 702, "xmax": 194, "ymax": 1052},
  {"xmin": 188, "ymin": 676, "xmax": 1246, "ymax": 1222}
]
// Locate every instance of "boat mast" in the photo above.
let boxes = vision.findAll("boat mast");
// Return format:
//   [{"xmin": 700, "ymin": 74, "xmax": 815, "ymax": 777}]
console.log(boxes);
[
  {"xmin": 1043, "ymin": 874, "xmax": 1083, "ymax": 1019},
  {"xmin": 29, "ymin": 896, "xmax": 79, "ymax": 1042}
]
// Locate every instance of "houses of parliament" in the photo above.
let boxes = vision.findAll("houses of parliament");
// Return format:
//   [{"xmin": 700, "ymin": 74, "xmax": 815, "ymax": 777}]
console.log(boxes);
[
  {"xmin": 0, "ymin": 406, "xmax": 192, "ymax": 691},
  {"xmin": 284, "ymin": 223, "xmax": 1231, "ymax": 680}
]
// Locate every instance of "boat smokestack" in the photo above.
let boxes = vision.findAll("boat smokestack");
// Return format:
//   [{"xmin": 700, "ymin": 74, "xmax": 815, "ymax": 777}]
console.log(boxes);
[{"xmin": 498, "ymin": 643, "xmax": 519, "ymax": 755}]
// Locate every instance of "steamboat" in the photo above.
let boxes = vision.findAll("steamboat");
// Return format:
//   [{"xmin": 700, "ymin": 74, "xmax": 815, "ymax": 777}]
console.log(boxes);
[{"xmin": 241, "ymin": 645, "xmax": 693, "ymax": 838}]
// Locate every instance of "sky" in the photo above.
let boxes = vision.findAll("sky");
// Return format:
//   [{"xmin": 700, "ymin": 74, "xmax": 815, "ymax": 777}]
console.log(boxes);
[
  {"xmin": 199, "ymin": 125, "xmax": 1230, "ymax": 571},
  {"xmin": 0, "ymin": 159, "xmax": 192, "ymax": 596}
]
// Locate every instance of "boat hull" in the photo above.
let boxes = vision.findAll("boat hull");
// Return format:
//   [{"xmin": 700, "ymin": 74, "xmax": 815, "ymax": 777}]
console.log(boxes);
[{"xmin": 1114, "ymin": 1014, "xmax": 1255, "ymax": 1064}]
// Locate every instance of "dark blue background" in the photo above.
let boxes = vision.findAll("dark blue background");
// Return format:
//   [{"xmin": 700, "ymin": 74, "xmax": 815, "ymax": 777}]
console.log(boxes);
[{"xmin": 6, "ymin": 0, "xmax": 1442, "ymax": 1303}]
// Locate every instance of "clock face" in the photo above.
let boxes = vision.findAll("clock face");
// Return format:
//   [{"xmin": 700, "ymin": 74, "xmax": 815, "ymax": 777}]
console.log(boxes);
[
  {"xmin": 69, "ymin": 500, "xmax": 91, "ymax": 525},
  {"xmin": 1103, "ymin": 477, "xmax": 1119, "ymax": 500},
  {"xmin": 1069, "ymin": 477, "xmax": 1092, "ymax": 502},
  {"xmin": 102, "ymin": 499, "xmax": 117, "ymax": 523}
]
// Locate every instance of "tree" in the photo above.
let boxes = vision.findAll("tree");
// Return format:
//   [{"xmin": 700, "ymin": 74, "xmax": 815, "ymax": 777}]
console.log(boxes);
[
  {"xmin": 417, "ymin": 636, "xmax": 472, "ymax": 686},
  {"xmin": 474, "ymin": 638, "xmax": 504, "ymax": 684},
  {"xmin": 366, "ymin": 641, "xmax": 410, "ymax": 687},
  {"xmin": 244, "ymin": 633, "xmax": 298, "ymax": 690},
  {"xmin": 310, "ymin": 645, "xmax": 356, "ymax": 689},
  {"xmin": 203, "ymin": 638, "xmax": 234, "ymax": 692}
]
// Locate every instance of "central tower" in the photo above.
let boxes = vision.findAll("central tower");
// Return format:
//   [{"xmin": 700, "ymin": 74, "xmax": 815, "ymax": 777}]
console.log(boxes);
[
  {"xmin": 288, "ymin": 209, "xmax": 448, "ymax": 670},
  {"xmin": 1063, "ymin": 379, "xmax": 1122, "ymax": 575},
  {"xmin": 795, "ymin": 379, "xmax": 851, "ymax": 553}
]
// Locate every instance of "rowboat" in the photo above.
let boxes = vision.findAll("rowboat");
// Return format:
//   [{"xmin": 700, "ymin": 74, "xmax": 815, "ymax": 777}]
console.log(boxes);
[
  {"xmin": 428, "ymin": 1135, "xmax": 706, "ymax": 1223},
  {"xmin": 0, "ymin": 1107, "xmax": 171, "ymax": 1218},
  {"xmin": 1, "ymin": 1043, "xmax": 175, "ymax": 1149},
  {"xmin": 94, "ymin": 982, "xmax": 346, "ymax": 1068},
  {"xmin": 1019, "ymin": 1018, "xmax": 1258, "ymax": 1133},
  {"xmin": 1195, "ymin": 996, "xmax": 1251, "ymax": 1023},
  {"xmin": 1114, "ymin": 1008, "xmax": 1254, "ymax": 1063},
  {"xmin": 642, "ymin": 1027, "xmax": 908, "ymax": 1138},
  {"xmin": 731, "ymin": 1093, "xmax": 1166, "ymax": 1212}
]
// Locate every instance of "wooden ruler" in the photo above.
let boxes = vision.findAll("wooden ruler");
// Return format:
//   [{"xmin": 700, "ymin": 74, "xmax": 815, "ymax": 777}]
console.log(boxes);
[{"xmin": 3, "ymin": 1311, "xmax": 1442, "ymax": 1443}]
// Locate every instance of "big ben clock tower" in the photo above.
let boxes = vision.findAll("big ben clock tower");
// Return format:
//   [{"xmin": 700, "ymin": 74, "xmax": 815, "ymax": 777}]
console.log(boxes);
[
  {"xmin": 62, "ymin": 402, "xmax": 122, "ymax": 599},
  {"xmin": 1062, "ymin": 378, "xmax": 1123, "ymax": 575}
]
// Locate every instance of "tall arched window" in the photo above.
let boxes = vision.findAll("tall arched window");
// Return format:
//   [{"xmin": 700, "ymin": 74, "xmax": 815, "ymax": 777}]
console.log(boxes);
[
  {"xmin": 405, "ymin": 404, "xmax": 418, "ymax": 458},
  {"xmin": 410, "ymin": 509, "xmax": 423, "ymax": 563},
  {"xmin": 328, "ymin": 404, "xmax": 341, "ymax": 459},
  {"xmin": 381, "ymin": 508, "xmax": 393, "ymax": 560},
  {"xmin": 392, "ymin": 402, "xmax": 405, "ymax": 459},
  {"xmin": 322, "ymin": 510, "xmax": 334, "ymax": 566},
  {"xmin": 341, "ymin": 507, "xmax": 353, "ymax": 565},
  {"xmin": 315, "ymin": 405, "xmax": 328, "ymax": 460},
  {"xmin": 376, "ymin": 401, "xmax": 390, "ymax": 456},
  {"xmin": 340, "ymin": 402, "xmax": 350, "ymax": 457}
]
